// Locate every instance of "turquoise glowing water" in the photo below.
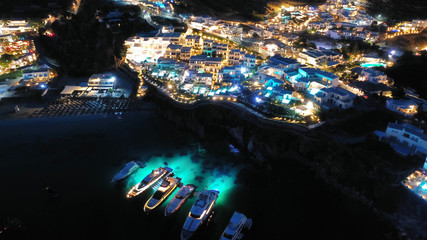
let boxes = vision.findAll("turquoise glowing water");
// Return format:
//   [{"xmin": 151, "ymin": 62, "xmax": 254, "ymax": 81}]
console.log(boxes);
[
  {"xmin": 361, "ymin": 62, "xmax": 387, "ymax": 68},
  {"xmin": 126, "ymin": 152, "xmax": 244, "ymax": 206}
]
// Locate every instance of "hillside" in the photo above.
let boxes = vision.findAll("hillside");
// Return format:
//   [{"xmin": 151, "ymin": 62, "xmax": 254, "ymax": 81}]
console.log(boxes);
[{"xmin": 368, "ymin": 0, "xmax": 427, "ymax": 22}]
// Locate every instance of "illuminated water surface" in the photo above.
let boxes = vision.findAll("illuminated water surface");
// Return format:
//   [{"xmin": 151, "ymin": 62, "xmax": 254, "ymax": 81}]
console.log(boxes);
[{"xmin": 126, "ymin": 149, "xmax": 244, "ymax": 206}]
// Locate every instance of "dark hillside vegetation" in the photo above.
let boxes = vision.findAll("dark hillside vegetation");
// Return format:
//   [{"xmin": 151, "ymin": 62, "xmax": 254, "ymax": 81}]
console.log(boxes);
[
  {"xmin": 176, "ymin": 0, "xmax": 324, "ymax": 21},
  {"xmin": 386, "ymin": 51, "xmax": 427, "ymax": 99},
  {"xmin": 38, "ymin": 0, "xmax": 154, "ymax": 76},
  {"xmin": 368, "ymin": 0, "xmax": 427, "ymax": 22}
]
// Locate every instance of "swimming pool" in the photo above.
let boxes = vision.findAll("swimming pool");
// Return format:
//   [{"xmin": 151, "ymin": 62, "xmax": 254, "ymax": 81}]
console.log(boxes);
[{"xmin": 361, "ymin": 62, "xmax": 387, "ymax": 68}]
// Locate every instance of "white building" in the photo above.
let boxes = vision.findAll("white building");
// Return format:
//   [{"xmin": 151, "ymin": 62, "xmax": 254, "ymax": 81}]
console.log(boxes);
[
  {"xmin": 23, "ymin": 68, "xmax": 50, "ymax": 81},
  {"xmin": 0, "ymin": 19, "xmax": 33, "ymax": 35},
  {"xmin": 412, "ymin": 19, "xmax": 427, "ymax": 29},
  {"xmin": 386, "ymin": 99, "xmax": 418, "ymax": 116},
  {"xmin": 164, "ymin": 44, "xmax": 182, "ymax": 60},
  {"xmin": 88, "ymin": 73, "xmax": 115, "ymax": 89},
  {"xmin": 189, "ymin": 55, "xmax": 208, "ymax": 71},
  {"xmin": 228, "ymin": 49, "xmax": 246, "ymax": 66},
  {"xmin": 244, "ymin": 54, "xmax": 256, "ymax": 68},
  {"xmin": 204, "ymin": 57, "xmax": 223, "ymax": 74},
  {"xmin": 357, "ymin": 68, "xmax": 388, "ymax": 84},
  {"xmin": 375, "ymin": 122, "xmax": 427, "ymax": 157},
  {"xmin": 125, "ymin": 32, "xmax": 184, "ymax": 63},
  {"xmin": 314, "ymin": 87, "xmax": 355, "ymax": 109},
  {"xmin": 184, "ymin": 35, "xmax": 203, "ymax": 53},
  {"xmin": 299, "ymin": 48, "xmax": 343, "ymax": 67}
]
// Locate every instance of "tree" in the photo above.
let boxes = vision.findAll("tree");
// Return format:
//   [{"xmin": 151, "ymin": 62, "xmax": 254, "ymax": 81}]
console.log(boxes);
[
  {"xmin": 391, "ymin": 87, "xmax": 405, "ymax": 99},
  {"xmin": 1, "ymin": 19, "xmax": 10, "ymax": 26},
  {"xmin": 0, "ymin": 54, "xmax": 14, "ymax": 68}
]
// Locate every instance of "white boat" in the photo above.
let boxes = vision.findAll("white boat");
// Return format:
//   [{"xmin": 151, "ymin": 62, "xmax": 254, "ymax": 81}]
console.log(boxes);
[
  {"xmin": 144, "ymin": 176, "xmax": 181, "ymax": 212},
  {"xmin": 111, "ymin": 161, "xmax": 146, "ymax": 183},
  {"xmin": 181, "ymin": 189, "xmax": 219, "ymax": 240},
  {"xmin": 219, "ymin": 211, "xmax": 252, "ymax": 240},
  {"xmin": 126, "ymin": 167, "xmax": 173, "ymax": 198},
  {"xmin": 164, "ymin": 184, "xmax": 196, "ymax": 216}
]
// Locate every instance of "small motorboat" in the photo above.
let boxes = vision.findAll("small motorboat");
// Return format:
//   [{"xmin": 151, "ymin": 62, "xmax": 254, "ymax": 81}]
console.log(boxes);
[
  {"xmin": 164, "ymin": 184, "xmax": 196, "ymax": 216},
  {"xmin": 43, "ymin": 186, "xmax": 60, "ymax": 198},
  {"xmin": 112, "ymin": 161, "xmax": 146, "ymax": 183},
  {"xmin": 219, "ymin": 211, "xmax": 252, "ymax": 240}
]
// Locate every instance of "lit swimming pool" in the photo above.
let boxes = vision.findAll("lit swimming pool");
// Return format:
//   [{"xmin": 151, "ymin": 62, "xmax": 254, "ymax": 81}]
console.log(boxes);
[{"xmin": 361, "ymin": 62, "xmax": 387, "ymax": 68}]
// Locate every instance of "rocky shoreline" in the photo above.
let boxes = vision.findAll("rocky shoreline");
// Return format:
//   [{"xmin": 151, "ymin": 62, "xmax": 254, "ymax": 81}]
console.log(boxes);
[{"xmin": 143, "ymin": 76, "xmax": 427, "ymax": 239}]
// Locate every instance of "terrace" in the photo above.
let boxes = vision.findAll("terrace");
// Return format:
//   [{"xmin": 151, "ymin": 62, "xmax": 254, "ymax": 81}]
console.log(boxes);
[{"xmin": 403, "ymin": 169, "xmax": 427, "ymax": 201}]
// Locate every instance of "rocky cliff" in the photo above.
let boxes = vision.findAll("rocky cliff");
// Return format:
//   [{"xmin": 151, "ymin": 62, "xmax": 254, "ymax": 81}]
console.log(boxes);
[{"xmin": 147, "ymin": 83, "xmax": 427, "ymax": 239}]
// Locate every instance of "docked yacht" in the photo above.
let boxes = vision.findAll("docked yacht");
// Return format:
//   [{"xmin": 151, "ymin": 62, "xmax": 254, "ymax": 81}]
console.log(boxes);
[
  {"xmin": 181, "ymin": 189, "xmax": 219, "ymax": 240},
  {"xmin": 219, "ymin": 211, "xmax": 252, "ymax": 240},
  {"xmin": 164, "ymin": 184, "xmax": 196, "ymax": 216},
  {"xmin": 112, "ymin": 161, "xmax": 146, "ymax": 183},
  {"xmin": 144, "ymin": 176, "xmax": 182, "ymax": 212},
  {"xmin": 126, "ymin": 167, "xmax": 173, "ymax": 198}
]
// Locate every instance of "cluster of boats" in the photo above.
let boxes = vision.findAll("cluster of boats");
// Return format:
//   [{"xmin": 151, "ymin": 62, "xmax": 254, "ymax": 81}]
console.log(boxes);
[{"xmin": 112, "ymin": 162, "xmax": 252, "ymax": 240}]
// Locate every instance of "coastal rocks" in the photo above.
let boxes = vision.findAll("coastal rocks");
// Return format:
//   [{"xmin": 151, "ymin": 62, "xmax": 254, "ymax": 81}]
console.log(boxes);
[
  {"xmin": 148, "ymin": 83, "xmax": 427, "ymax": 240},
  {"xmin": 227, "ymin": 127, "xmax": 245, "ymax": 147}
]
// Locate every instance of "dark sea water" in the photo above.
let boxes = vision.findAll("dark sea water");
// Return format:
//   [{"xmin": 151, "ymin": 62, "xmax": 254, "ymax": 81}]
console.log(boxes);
[{"xmin": 0, "ymin": 107, "xmax": 397, "ymax": 240}]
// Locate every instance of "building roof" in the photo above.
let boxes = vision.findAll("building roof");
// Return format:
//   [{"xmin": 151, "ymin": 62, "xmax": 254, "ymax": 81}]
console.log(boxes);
[
  {"xmin": 230, "ymin": 49, "xmax": 245, "ymax": 54},
  {"xmin": 190, "ymin": 55, "xmax": 208, "ymax": 61},
  {"xmin": 387, "ymin": 122, "xmax": 427, "ymax": 142},
  {"xmin": 221, "ymin": 66, "xmax": 237, "ymax": 72},
  {"xmin": 156, "ymin": 32, "xmax": 183, "ymax": 38},
  {"xmin": 89, "ymin": 73, "xmax": 114, "ymax": 80},
  {"xmin": 321, "ymin": 87, "xmax": 355, "ymax": 97},
  {"xmin": 350, "ymin": 81, "xmax": 391, "ymax": 93},
  {"xmin": 197, "ymin": 73, "xmax": 213, "ymax": 78},
  {"xmin": 314, "ymin": 69, "xmax": 339, "ymax": 80},
  {"xmin": 23, "ymin": 68, "xmax": 49, "ymax": 74},
  {"xmin": 205, "ymin": 57, "xmax": 222, "ymax": 63},
  {"xmin": 296, "ymin": 77, "xmax": 310, "ymax": 83},
  {"xmin": 269, "ymin": 54, "xmax": 299, "ymax": 66},
  {"xmin": 363, "ymin": 68, "xmax": 386, "ymax": 77},
  {"xmin": 351, "ymin": 67, "xmax": 364, "ymax": 75},
  {"xmin": 301, "ymin": 48, "xmax": 342, "ymax": 59},
  {"xmin": 185, "ymin": 35, "xmax": 201, "ymax": 40},
  {"xmin": 181, "ymin": 47, "xmax": 192, "ymax": 52},
  {"xmin": 167, "ymin": 44, "xmax": 182, "ymax": 50},
  {"xmin": 386, "ymin": 99, "xmax": 417, "ymax": 107},
  {"xmin": 60, "ymin": 85, "xmax": 87, "ymax": 95}
]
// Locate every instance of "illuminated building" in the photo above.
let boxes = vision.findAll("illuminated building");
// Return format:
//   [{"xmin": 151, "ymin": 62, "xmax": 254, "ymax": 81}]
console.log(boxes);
[
  {"xmin": 189, "ymin": 55, "xmax": 207, "ymax": 71},
  {"xmin": 376, "ymin": 122, "xmax": 427, "ymax": 157},
  {"xmin": 184, "ymin": 35, "xmax": 203, "ymax": 54},
  {"xmin": 385, "ymin": 99, "xmax": 418, "ymax": 117},
  {"xmin": 125, "ymin": 32, "xmax": 184, "ymax": 63},
  {"xmin": 204, "ymin": 57, "xmax": 223, "ymax": 74},
  {"xmin": 354, "ymin": 68, "xmax": 388, "ymax": 84},
  {"xmin": 298, "ymin": 48, "xmax": 343, "ymax": 67},
  {"xmin": 179, "ymin": 47, "xmax": 193, "ymax": 62},
  {"xmin": 22, "ymin": 68, "xmax": 51, "ymax": 82},
  {"xmin": 228, "ymin": 49, "xmax": 246, "ymax": 66},
  {"xmin": 314, "ymin": 87, "xmax": 355, "ymax": 109},
  {"xmin": 88, "ymin": 73, "xmax": 116, "ymax": 90},
  {"xmin": 164, "ymin": 44, "xmax": 183, "ymax": 60},
  {"xmin": 0, "ymin": 19, "xmax": 33, "ymax": 35}
]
